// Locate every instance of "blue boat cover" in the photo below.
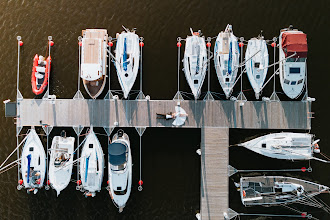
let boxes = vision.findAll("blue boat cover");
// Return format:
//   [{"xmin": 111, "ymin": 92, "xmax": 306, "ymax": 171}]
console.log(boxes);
[
  {"xmin": 108, "ymin": 143, "xmax": 127, "ymax": 166},
  {"xmin": 123, "ymin": 38, "xmax": 128, "ymax": 71},
  {"xmin": 27, "ymin": 154, "xmax": 31, "ymax": 183},
  {"xmin": 228, "ymin": 42, "xmax": 232, "ymax": 75},
  {"xmin": 85, "ymin": 156, "xmax": 90, "ymax": 183}
]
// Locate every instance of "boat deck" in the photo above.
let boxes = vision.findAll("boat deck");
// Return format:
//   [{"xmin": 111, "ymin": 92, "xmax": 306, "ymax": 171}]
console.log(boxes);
[{"xmin": 81, "ymin": 29, "xmax": 108, "ymax": 64}]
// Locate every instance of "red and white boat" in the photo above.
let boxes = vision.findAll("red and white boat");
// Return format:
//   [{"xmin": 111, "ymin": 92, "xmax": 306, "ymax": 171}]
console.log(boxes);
[{"xmin": 31, "ymin": 54, "xmax": 51, "ymax": 95}]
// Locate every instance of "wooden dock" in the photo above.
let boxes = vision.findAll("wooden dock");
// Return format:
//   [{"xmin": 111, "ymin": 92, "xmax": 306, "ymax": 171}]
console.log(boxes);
[
  {"xmin": 17, "ymin": 99, "xmax": 311, "ymax": 129},
  {"xmin": 201, "ymin": 127, "xmax": 229, "ymax": 219}
]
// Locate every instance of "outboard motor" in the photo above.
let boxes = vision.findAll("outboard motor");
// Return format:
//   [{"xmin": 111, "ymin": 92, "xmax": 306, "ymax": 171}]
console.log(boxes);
[
  {"xmin": 117, "ymin": 129, "xmax": 124, "ymax": 138},
  {"xmin": 60, "ymin": 130, "xmax": 66, "ymax": 138}
]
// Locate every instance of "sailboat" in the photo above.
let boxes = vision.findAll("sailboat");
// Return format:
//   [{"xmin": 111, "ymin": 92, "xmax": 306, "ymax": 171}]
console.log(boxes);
[
  {"xmin": 80, "ymin": 29, "xmax": 108, "ymax": 99},
  {"xmin": 115, "ymin": 26, "xmax": 140, "ymax": 99},
  {"xmin": 108, "ymin": 130, "xmax": 132, "ymax": 212},
  {"xmin": 237, "ymin": 176, "xmax": 329, "ymax": 206},
  {"xmin": 238, "ymin": 132, "xmax": 321, "ymax": 161},
  {"xmin": 21, "ymin": 128, "xmax": 46, "ymax": 194},
  {"xmin": 245, "ymin": 36, "xmax": 269, "ymax": 99},
  {"xmin": 183, "ymin": 28, "xmax": 207, "ymax": 99},
  {"xmin": 48, "ymin": 130, "xmax": 75, "ymax": 196},
  {"xmin": 79, "ymin": 127, "xmax": 104, "ymax": 197},
  {"xmin": 214, "ymin": 24, "xmax": 240, "ymax": 99},
  {"xmin": 279, "ymin": 26, "xmax": 308, "ymax": 99}
]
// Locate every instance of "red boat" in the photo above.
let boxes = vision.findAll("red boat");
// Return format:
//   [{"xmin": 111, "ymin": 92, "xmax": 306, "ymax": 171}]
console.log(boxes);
[{"xmin": 31, "ymin": 54, "xmax": 51, "ymax": 95}]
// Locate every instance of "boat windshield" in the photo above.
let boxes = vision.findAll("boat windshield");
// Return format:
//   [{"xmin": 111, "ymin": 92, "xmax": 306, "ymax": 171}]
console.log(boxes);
[
  {"xmin": 110, "ymin": 160, "xmax": 127, "ymax": 171},
  {"xmin": 286, "ymin": 58, "xmax": 306, "ymax": 62}
]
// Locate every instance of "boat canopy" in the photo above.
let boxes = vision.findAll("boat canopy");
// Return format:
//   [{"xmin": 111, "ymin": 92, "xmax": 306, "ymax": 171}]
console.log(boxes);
[
  {"xmin": 108, "ymin": 143, "xmax": 127, "ymax": 166},
  {"xmin": 282, "ymin": 33, "xmax": 308, "ymax": 58}
]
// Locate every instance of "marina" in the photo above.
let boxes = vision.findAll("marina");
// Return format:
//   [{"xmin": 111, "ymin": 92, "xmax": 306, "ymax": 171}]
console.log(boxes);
[{"xmin": 2, "ymin": 22, "xmax": 329, "ymax": 219}]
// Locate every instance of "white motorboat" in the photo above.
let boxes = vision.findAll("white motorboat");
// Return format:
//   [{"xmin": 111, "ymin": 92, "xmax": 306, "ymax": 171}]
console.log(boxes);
[
  {"xmin": 214, "ymin": 24, "xmax": 240, "ymax": 99},
  {"xmin": 21, "ymin": 128, "xmax": 46, "ymax": 194},
  {"xmin": 245, "ymin": 36, "xmax": 269, "ymax": 99},
  {"xmin": 108, "ymin": 130, "xmax": 132, "ymax": 213},
  {"xmin": 79, "ymin": 128, "xmax": 104, "ymax": 197},
  {"xmin": 48, "ymin": 131, "xmax": 75, "ymax": 196},
  {"xmin": 183, "ymin": 29, "xmax": 207, "ymax": 99},
  {"xmin": 115, "ymin": 26, "xmax": 140, "ymax": 99},
  {"xmin": 80, "ymin": 29, "xmax": 108, "ymax": 99},
  {"xmin": 279, "ymin": 26, "xmax": 308, "ymax": 99},
  {"xmin": 238, "ymin": 132, "xmax": 321, "ymax": 161},
  {"xmin": 237, "ymin": 176, "xmax": 329, "ymax": 206}
]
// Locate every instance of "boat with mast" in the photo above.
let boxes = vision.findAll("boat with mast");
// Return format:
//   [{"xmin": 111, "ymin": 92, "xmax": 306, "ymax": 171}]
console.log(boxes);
[
  {"xmin": 115, "ymin": 26, "xmax": 140, "ymax": 99},
  {"xmin": 21, "ymin": 128, "xmax": 46, "ymax": 194},
  {"xmin": 80, "ymin": 29, "xmax": 108, "ymax": 99},
  {"xmin": 183, "ymin": 28, "xmax": 207, "ymax": 99},
  {"xmin": 279, "ymin": 25, "xmax": 308, "ymax": 99},
  {"xmin": 214, "ymin": 24, "xmax": 240, "ymax": 99}
]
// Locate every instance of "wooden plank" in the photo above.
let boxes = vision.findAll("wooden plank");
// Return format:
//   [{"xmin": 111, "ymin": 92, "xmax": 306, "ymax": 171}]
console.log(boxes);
[
  {"xmin": 201, "ymin": 127, "xmax": 229, "ymax": 220},
  {"xmin": 18, "ymin": 99, "xmax": 311, "ymax": 129}
]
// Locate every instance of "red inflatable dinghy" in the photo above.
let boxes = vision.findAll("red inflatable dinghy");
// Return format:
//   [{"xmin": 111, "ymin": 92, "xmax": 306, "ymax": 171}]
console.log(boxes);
[{"xmin": 31, "ymin": 54, "xmax": 51, "ymax": 95}]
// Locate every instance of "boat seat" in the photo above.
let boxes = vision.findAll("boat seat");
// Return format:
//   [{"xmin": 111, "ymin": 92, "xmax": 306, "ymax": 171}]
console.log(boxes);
[
  {"xmin": 36, "ymin": 66, "xmax": 46, "ymax": 73},
  {"xmin": 35, "ymin": 72, "xmax": 44, "ymax": 79},
  {"xmin": 38, "ymin": 60, "xmax": 47, "ymax": 66}
]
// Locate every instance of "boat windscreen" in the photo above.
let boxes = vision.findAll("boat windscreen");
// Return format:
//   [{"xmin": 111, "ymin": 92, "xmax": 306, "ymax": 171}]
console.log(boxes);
[
  {"xmin": 282, "ymin": 33, "xmax": 307, "ymax": 58},
  {"xmin": 108, "ymin": 143, "xmax": 127, "ymax": 166},
  {"xmin": 27, "ymin": 154, "xmax": 31, "ymax": 183}
]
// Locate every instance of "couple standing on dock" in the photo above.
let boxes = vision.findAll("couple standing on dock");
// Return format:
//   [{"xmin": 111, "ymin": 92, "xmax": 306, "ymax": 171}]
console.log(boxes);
[{"xmin": 156, "ymin": 102, "xmax": 188, "ymax": 126}]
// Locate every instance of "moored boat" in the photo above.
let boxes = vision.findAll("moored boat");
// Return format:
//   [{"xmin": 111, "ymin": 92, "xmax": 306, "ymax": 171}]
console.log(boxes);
[
  {"xmin": 238, "ymin": 132, "xmax": 320, "ymax": 161},
  {"xmin": 31, "ymin": 54, "xmax": 51, "ymax": 95},
  {"xmin": 115, "ymin": 26, "xmax": 140, "ymax": 99},
  {"xmin": 48, "ymin": 130, "xmax": 75, "ymax": 196},
  {"xmin": 183, "ymin": 29, "xmax": 207, "ymax": 99},
  {"xmin": 81, "ymin": 29, "xmax": 108, "ymax": 99},
  {"xmin": 279, "ymin": 26, "xmax": 308, "ymax": 99},
  {"xmin": 79, "ymin": 127, "xmax": 104, "ymax": 197},
  {"xmin": 245, "ymin": 36, "xmax": 269, "ymax": 99},
  {"xmin": 214, "ymin": 24, "xmax": 240, "ymax": 99},
  {"xmin": 21, "ymin": 128, "xmax": 46, "ymax": 194}
]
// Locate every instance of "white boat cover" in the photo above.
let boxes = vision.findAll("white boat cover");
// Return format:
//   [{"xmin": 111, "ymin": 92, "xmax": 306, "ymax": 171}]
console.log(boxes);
[
  {"xmin": 214, "ymin": 25, "xmax": 240, "ymax": 99},
  {"xmin": 48, "ymin": 135, "xmax": 75, "ymax": 196},
  {"xmin": 80, "ymin": 128, "xmax": 104, "ymax": 196},
  {"xmin": 21, "ymin": 128, "xmax": 46, "ymax": 193},
  {"xmin": 115, "ymin": 31, "xmax": 140, "ymax": 99},
  {"xmin": 245, "ymin": 38, "xmax": 269, "ymax": 99},
  {"xmin": 183, "ymin": 33, "xmax": 207, "ymax": 99}
]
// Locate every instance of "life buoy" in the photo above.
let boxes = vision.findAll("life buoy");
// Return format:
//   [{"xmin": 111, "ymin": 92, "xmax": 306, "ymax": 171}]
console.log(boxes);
[
  {"xmin": 242, "ymin": 190, "xmax": 246, "ymax": 198},
  {"xmin": 31, "ymin": 54, "xmax": 51, "ymax": 95}
]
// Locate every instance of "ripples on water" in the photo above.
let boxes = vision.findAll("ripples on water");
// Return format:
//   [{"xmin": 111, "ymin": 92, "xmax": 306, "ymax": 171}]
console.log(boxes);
[{"xmin": 0, "ymin": 0, "xmax": 329, "ymax": 219}]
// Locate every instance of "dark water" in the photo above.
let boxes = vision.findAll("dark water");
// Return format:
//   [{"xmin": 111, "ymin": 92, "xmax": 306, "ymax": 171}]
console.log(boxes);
[{"xmin": 0, "ymin": 0, "xmax": 330, "ymax": 219}]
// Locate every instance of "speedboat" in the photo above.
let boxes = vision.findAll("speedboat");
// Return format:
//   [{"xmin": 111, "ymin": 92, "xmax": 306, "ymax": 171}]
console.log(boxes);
[
  {"xmin": 31, "ymin": 54, "xmax": 51, "ymax": 95},
  {"xmin": 81, "ymin": 29, "xmax": 108, "ymax": 99},
  {"xmin": 48, "ymin": 130, "xmax": 75, "ymax": 196},
  {"xmin": 236, "ymin": 176, "xmax": 329, "ymax": 206},
  {"xmin": 115, "ymin": 26, "xmax": 140, "ymax": 99},
  {"xmin": 245, "ymin": 36, "xmax": 269, "ymax": 99},
  {"xmin": 183, "ymin": 28, "xmax": 207, "ymax": 99},
  {"xmin": 238, "ymin": 132, "xmax": 320, "ymax": 161},
  {"xmin": 79, "ymin": 127, "xmax": 104, "ymax": 197},
  {"xmin": 279, "ymin": 26, "xmax": 308, "ymax": 99},
  {"xmin": 214, "ymin": 24, "xmax": 240, "ymax": 99},
  {"xmin": 21, "ymin": 128, "xmax": 46, "ymax": 194},
  {"xmin": 108, "ymin": 130, "xmax": 132, "ymax": 212}
]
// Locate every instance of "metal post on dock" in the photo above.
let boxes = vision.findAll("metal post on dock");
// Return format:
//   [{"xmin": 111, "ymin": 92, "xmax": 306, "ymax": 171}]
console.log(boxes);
[
  {"xmin": 136, "ymin": 37, "xmax": 145, "ymax": 100},
  {"xmin": 105, "ymin": 37, "xmax": 113, "ymax": 100},
  {"xmin": 203, "ymin": 37, "xmax": 214, "ymax": 101},
  {"xmin": 173, "ymin": 37, "xmax": 184, "ymax": 101},
  {"xmin": 270, "ymin": 37, "xmax": 280, "ymax": 101},
  {"xmin": 73, "ymin": 126, "xmax": 84, "ymax": 190},
  {"xmin": 135, "ymin": 127, "xmax": 146, "ymax": 191},
  {"xmin": 42, "ymin": 125, "xmax": 53, "ymax": 190},
  {"xmin": 43, "ymin": 36, "xmax": 53, "ymax": 100},
  {"xmin": 74, "ymin": 36, "xmax": 84, "ymax": 100},
  {"xmin": 236, "ymin": 37, "xmax": 247, "ymax": 103}
]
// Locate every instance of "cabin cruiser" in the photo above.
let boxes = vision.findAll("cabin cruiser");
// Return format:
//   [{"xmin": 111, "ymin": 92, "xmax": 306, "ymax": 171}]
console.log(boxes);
[
  {"xmin": 183, "ymin": 29, "xmax": 207, "ymax": 99},
  {"xmin": 279, "ymin": 26, "xmax": 308, "ymax": 99},
  {"xmin": 245, "ymin": 36, "xmax": 269, "ymax": 99},
  {"xmin": 115, "ymin": 26, "xmax": 140, "ymax": 99},
  {"xmin": 48, "ymin": 131, "xmax": 75, "ymax": 196},
  {"xmin": 214, "ymin": 24, "xmax": 240, "ymax": 99},
  {"xmin": 81, "ymin": 29, "xmax": 108, "ymax": 99},
  {"xmin": 108, "ymin": 130, "xmax": 132, "ymax": 212},
  {"xmin": 238, "ymin": 132, "xmax": 320, "ymax": 161},
  {"xmin": 79, "ymin": 127, "xmax": 104, "ymax": 197},
  {"xmin": 21, "ymin": 128, "xmax": 46, "ymax": 194},
  {"xmin": 236, "ymin": 176, "xmax": 329, "ymax": 206}
]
